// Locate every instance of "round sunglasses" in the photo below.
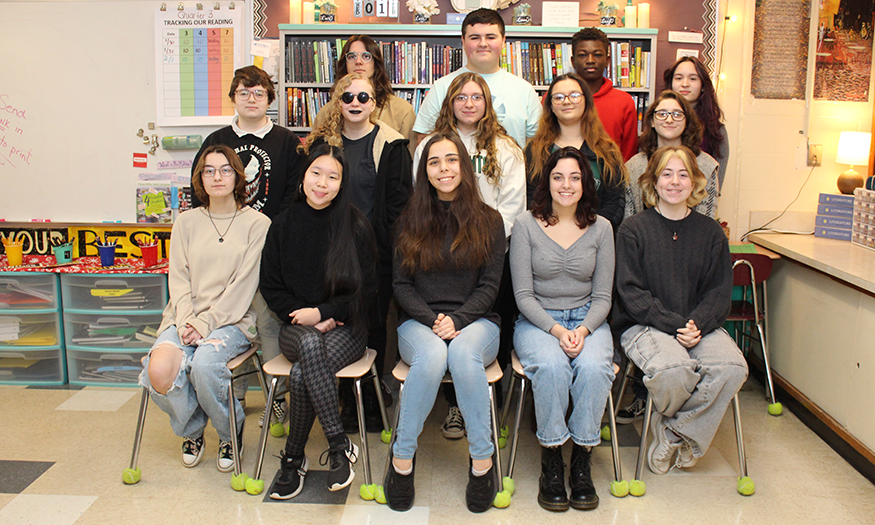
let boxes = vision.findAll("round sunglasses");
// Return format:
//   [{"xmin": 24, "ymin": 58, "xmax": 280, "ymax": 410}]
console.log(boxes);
[{"xmin": 341, "ymin": 91, "xmax": 372, "ymax": 104}]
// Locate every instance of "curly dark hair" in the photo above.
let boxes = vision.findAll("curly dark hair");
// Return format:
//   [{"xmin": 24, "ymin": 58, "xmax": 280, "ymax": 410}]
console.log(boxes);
[
  {"xmin": 530, "ymin": 146, "xmax": 598, "ymax": 229},
  {"xmin": 333, "ymin": 35, "xmax": 393, "ymax": 110},
  {"xmin": 638, "ymin": 91, "xmax": 703, "ymax": 158},
  {"xmin": 571, "ymin": 27, "xmax": 610, "ymax": 55}
]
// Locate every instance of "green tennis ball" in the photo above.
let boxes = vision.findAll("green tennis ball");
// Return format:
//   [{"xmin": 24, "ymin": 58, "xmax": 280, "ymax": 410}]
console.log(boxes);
[
  {"xmin": 601, "ymin": 425, "xmax": 612, "ymax": 441},
  {"xmin": 493, "ymin": 490, "xmax": 512, "ymax": 508},
  {"xmin": 500, "ymin": 425, "xmax": 509, "ymax": 439},
  {"xmin": 374, "ymin": 485, "xmax": 387, "ymax": 504},
  {"xmin": 380, "ymin": 428, "xmax": 392, "ymax": 444},
  {"xmin": 629, "ymin": 479, "xmax": 646, "ymax": 497},
  {"xmin": 270, "ymin": 422, "xmax": 287, "ymax": 438},
  {"xmin": 498, "ymin": 436, "xmax": 507, "ymax": 448},
  {"xmin": 610, "ymin": 479, "xmax": 630, "ymax": 497},
  {"xmin": 502, "ymin": 477, "xmax": 515, "ymax": 496},
  {"xmin": 231, "ymin": 473, "xmax": 249, "ymax": 491},
  {"xmin": 244, "ymin": 478, "xmax": 264, "ymax": 495},
  {"xmin": 737, "ymin": 476, "xmax": 755, "ymax": 496},
  {"xmin": 768, "ymin": 403, "xmax": 783, "ymax": 416},
  {"xmin": 122, "ymin": 467, "xmax": 141, "ymax": 485},
  {"xmin": 360, "ymin": 484, "xmax": 378, "ymax": 501}
]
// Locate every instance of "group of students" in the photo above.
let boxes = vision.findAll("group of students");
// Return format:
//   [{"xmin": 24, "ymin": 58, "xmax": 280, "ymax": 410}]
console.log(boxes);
[{"xmin": 137, "ymin": 8, "xmax": 747, "ymax": 516}]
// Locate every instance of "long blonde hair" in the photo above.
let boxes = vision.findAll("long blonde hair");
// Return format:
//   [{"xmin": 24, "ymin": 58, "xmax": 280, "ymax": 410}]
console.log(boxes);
[
  {"xmin": 431, "ymin": 72, "xmax": 522, "ymax": 186},
  {"xmin": 527, "ymin": 73, "xmax": 627, "ymax": 187},
  {"xmin": 300, "ymin": 73, "xmax": 376, "ymax": 154}
]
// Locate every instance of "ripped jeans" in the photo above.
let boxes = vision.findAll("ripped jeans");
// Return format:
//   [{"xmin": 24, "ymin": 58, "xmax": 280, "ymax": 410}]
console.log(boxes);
[{"xmin": 139, "ymin": 325, "xmax": 250, "ymax": 442}]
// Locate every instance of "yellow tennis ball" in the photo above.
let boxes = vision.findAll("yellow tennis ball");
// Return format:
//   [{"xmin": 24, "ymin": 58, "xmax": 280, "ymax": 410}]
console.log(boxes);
[{"xmin": 737, "ymin": 476, "xmax": 755, "ymax": 496}]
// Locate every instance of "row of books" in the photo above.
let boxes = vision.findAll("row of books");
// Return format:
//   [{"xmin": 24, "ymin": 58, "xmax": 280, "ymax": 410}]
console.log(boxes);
[
  {"xmin": 606, "ymin": 41, "xmax": 652, "ymax": 89},
  {"xmin": 69, "ymin": 320, "xmax": 159, "ymax": 346},
  {"xmin": 500, "ymin": 41, "xmax": 574, "ymax": 87},
  {"xmin": 287, "ymin": 87, "xmax": 431, "ymax": 128},
  {"xmin": 285, "ymin": 38, "xmax": 342, "ymax": 84},
  {"xmin": 815, "ymin": 193, "xmax": 855, "ymax": 241}
]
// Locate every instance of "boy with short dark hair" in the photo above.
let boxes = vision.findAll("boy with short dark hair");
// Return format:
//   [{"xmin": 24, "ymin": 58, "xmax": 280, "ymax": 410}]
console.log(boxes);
[{"xmin": 571, "ymin": 28, "xmax": 639, "ymax": 161}]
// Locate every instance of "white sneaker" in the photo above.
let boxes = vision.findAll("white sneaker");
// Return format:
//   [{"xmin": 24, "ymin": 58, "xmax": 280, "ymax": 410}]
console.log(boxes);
[
  {"xmin": 217, "ymin": 427, "xmax": 243, "ymax": 473},
  {"xmin": 677, "ymin": 441, "xmax": 698, "ymax": 469},
  {"xmin": 441, "ymin": 406, "xmax": 466, "ymax": 439},
  {"xmin": 647, "ymin": 413, "xmax": 681, "ymax": 475},
  {"xmin": 181, "ymin": 436, "xmax": 204, "ymax": 468}
]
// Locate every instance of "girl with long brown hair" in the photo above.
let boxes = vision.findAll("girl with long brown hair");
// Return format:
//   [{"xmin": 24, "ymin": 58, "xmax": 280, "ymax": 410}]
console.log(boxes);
[
  {"xmin": 526, "ymin": 73, "xmax": 628, "ymax": 232},
  {"xmin": 385, "ymin": 133, "xmax": 506, "ymax": 514}
]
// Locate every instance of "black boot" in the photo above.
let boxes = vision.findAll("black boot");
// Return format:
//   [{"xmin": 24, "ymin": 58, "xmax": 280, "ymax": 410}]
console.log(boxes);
[
  {"xmin": 538, "ymin": 446, "xmax": 569, "ymax": 511},
  {"xmin": 569, "ymin": 443, "xmax": 598, "ymax": 510}
]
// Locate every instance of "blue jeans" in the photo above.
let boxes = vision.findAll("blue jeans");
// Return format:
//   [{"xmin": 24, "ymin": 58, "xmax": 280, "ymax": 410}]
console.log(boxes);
[
  {"xmin": 514, "ymin": 304, "xmax": 615, "ymax": 447},
  {"xmin": 621, "ymin": 325, "xmax": 748, "ymax": 457},
  {"xmin": 139, "ymin": 325, "xmax": 250, "ymax": 442},
  {"xmin": 393, "ymin": 318, "xmax": 500, "ymax": 461}
]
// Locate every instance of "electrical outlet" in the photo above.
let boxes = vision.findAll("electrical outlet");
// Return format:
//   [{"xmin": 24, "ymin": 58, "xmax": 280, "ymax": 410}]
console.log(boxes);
[{"xmin": 808, "ymin": 144, "xmax": 822, "ymax": 166}]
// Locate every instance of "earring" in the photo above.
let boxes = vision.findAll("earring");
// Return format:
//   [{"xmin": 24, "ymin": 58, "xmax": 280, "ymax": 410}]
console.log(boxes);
[{"xmin": 298, "ymin": 182, "xmax": 305, "ymax": 196}]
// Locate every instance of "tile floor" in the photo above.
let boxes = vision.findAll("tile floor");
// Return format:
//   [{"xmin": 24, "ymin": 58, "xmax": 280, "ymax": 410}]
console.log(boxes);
[{"xmin": 1, "ymin": 377, "xmax": 874, "ymax": 525}]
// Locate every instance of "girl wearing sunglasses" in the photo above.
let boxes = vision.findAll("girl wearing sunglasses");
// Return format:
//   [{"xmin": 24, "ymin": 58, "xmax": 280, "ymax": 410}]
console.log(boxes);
[
  {"xmin": 303, "ymin": 73, "xmax": 412, "ymax": 432},
  {"xmin": 313, "ymin": 35, "xmax": 416, "ymax": 154},
  {"xmin": 623, "ymin": 91, "xmax": 718, "ymax": 220}
]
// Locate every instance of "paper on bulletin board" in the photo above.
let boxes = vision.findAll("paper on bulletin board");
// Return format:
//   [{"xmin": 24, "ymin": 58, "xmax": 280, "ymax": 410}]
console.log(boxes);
[
  {"xmin": 542, "ymin": 2, "xmax": 580, "ymax": 27},
  {"xmin": 155, "ymin": 2, "xmax": 245, "ymax": 126}
]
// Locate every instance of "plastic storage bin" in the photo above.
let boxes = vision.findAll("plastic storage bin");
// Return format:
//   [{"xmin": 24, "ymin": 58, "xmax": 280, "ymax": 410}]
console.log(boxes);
[
  {"xmin": 0, "ymin": 347, "xmax": 66, "ymax": 385},
  {"xmin": 60, "ymin": 275, "xmax": 167, "ymax": 312},
  {"xmin": 0, "ymin": 274, "xmax": 59, "ymax": 310},
  {"xmin": 64, "ymin": 312, "xmax": 163, "ymax": 349},
  {"xmin": 66, "ymin": 347, "xmax": 147, "ymax": 386}
]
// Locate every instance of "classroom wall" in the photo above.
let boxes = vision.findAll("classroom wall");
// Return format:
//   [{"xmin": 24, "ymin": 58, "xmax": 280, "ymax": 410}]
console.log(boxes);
[{"xmin": 717, "ymin": 0, "xmax": 874, "ymax": 240}]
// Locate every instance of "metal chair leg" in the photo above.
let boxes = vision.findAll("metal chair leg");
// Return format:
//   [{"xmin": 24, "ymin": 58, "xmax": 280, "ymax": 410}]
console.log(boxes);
[
  {"xmin": 607, "ymin": 390, "xmax": 629, "ymax": 497},
  {"xmin": 490, "ymin": 384, "xmax": 511, "ymax": 508},
  {"xmin": 251, "ymin": 376, "xmax": 279, "ymax": 483},
  {"xmin": 505, "ymin": 375, "xmax": 526, "ymax": 479},
  {"xmin": 614, "ymin": 360, "xmax": 634, "ymax": 418},
  {"xmin": 229, "ymin": 375, "xmax": 248, "ymax": 490},
  {"xmin": 630, "ymin": 394, "xmax": 653, "ymax": 496},
  {"xmin": 354, "ymin": 377, "xmax": 371, "ymax": 485},
  {"xmin": 499, "ymin": 375, "xmax": 517, "ymax": 431},
  {"xmin": 369, "ymin": 364, "xmax": 391, "ymax": 442},
  {"xmin": 732, "ymin": 394, "xmax": 755, "ymax": 495},
  {"xmin": 122, "ymin": 387, "xmax": 150, "ymax": 484}
]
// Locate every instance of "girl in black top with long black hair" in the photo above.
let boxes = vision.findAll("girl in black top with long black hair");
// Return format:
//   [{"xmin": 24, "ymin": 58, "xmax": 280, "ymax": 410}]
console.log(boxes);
[{"xmin": 260, "ymin": 143, "xmax": 378, "ymax": 500}]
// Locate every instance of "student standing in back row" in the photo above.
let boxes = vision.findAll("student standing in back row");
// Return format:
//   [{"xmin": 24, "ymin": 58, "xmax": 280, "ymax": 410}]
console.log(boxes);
[
  {"xmin": 571, "ymin": 28, "xmax": 639, "ymax": 162},
  {"xmin": 191, "ymin": 66, "xmax": 306, "ymax": 431},
  {"xmin": 412, "ymin": 8, "xmax": 542, "ymax": 149}
]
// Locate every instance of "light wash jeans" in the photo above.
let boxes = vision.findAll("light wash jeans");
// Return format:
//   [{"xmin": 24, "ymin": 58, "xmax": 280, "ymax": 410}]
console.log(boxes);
[
  {"xmin": 514, "ymin": 304, "xmax": 615, "ymax": 447},
  {"xmin": 621, "ymin": 325, "xmax": 748, "ymax": 457},
  {"xmin": 393, "ymin": 318, "xmax": 500, "ymax": 461},
  {"xmin": 139, "ymin": 325, "xmax": 249, "ymax": 442}
]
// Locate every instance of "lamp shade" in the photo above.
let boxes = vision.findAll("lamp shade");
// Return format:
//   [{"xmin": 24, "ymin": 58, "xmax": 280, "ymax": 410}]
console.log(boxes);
[{"xmin": 836, "ymin": 131, "xmax": 871, "ymax": 166}]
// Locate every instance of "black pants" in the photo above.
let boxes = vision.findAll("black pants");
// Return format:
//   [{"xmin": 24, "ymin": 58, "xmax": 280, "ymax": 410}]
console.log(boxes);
[{"xmin": 280, "ymin": 323, "xmax": 366, "ymax": 456}]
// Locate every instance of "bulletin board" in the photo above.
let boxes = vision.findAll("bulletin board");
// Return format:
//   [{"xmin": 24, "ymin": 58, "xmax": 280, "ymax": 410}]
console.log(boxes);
[
  {"xmin": 156, "ymin": 2, "xmax": 245, "ymax": 125},
  {"xmin": 0, "ymin": 1, "xmax": 251, "ymax": 223}
]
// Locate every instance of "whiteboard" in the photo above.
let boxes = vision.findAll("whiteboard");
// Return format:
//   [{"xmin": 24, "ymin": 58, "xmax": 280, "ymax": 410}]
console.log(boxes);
[{"xmin": 0, "ymin": 0, "xmax": 251, "ymax": 223}]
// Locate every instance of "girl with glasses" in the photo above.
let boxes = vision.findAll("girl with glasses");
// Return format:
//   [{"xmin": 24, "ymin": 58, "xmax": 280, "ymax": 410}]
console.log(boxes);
[
  {"xmin": 526, "ymin": 73, "xmax": 628, "ymax": 233},
  {"xmin": 139, "ymin": 145, "xmax": 271, "ymax": 474},
  {"xmin": 260, "ymin": 144, "xmax": 378, "ymax": 499},
  {"xmin": 624, "ymin": 91, "xmax": 719, "ymax": 220},
  {"xmin": 313, "ymin": 35, "xmax": 416, "ymax": 155},
  {"xmin": 411, "ymin": 72, "xmax": 525, "ymax": 440},
  {"xmin": 303, "ymin": 73, "xmax": 412, "ymax": 433}
]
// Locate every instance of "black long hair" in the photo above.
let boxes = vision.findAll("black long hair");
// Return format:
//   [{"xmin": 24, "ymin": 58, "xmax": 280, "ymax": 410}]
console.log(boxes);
[{"xmin": 297, "ymin": 143, "xmax": 377, "ymax": 331}]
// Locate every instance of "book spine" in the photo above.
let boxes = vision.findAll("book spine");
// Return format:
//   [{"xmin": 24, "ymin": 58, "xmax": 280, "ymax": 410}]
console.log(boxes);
[
  {"xmin": 819, "ymin": 193, "xmax": 856, "ymax": 206},
  {"xmin": 814, "ymin": 226, "xmax": 852, "ymax": 241},
  {"xmin": 816, "ymin": 215, "xmax": 853, "ymax": 229},
  {"xmin": 817, "ymin": 204, "xmax": 854, "ymax": 217}
]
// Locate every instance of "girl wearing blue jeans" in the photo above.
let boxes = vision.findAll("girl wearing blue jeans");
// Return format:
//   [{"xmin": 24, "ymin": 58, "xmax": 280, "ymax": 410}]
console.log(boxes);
[
  {"xmin": 511, "ymin": 147, "xmax": 615, "ymax": 512},
  {"xmin": 140, "ymin": 145, "xmax": 270, "ymax": 473},
  {"xmin": 385, "ymin": 133, "xmax": 506, "ymax": 513}
]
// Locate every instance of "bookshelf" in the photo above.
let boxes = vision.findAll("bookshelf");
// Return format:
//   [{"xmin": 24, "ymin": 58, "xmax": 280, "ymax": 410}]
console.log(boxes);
[{"xmin": 278, "ymin": 24, "xmax": 659, "ymax": 132}]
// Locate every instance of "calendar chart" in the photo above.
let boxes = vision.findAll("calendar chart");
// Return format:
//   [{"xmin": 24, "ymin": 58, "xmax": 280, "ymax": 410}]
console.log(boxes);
[{"xmin": 155, "ymin": 3, "xmax": 243, "ymax": 126}]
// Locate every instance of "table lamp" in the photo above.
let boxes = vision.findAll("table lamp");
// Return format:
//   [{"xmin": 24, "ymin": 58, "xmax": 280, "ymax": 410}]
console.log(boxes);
[{"xmin": 835, "ymin": 131, "xmax": 871, "ymax": 194}]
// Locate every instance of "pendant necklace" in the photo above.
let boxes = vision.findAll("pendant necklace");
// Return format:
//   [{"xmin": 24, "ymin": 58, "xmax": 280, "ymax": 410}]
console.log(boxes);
[
  {"xmin": 207, "ymin": 206, "xmax": 238, "ymax": 243},
  {"xmin": 655, "ymin": 206, "xmax": 690, "ymax": 241}
]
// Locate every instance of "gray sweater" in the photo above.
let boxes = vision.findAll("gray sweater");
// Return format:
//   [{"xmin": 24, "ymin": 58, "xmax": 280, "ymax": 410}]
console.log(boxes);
[{"xmin": 510, "ymin": 212, "xmax": 615, "ymax": 334}]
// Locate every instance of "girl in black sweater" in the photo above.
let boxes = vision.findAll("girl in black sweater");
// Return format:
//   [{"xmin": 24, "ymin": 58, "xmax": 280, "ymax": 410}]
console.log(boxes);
[{"xmin": 260, "ymin": 144, "xmax": 378, "ymax": 499}]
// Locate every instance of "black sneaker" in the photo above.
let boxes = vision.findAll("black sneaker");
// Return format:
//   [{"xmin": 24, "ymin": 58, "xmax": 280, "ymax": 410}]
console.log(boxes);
[
  {"xmin": 569, "ymin": 444, "xmax": 598, "ymax": 510},
  {"xmin": 320, "ymin": 436, "xmax": 359, "ymax": 491},
  {"xmin": 441, "ymin": 406, "xmax": 466, "ymax": 439},
  {"xmin": 384, "ymin": 459, "xmax": 416, "ymax": 512},
  {"xmin": 217, "ymin": 424, "xmax": 244, "ymax": 473},
  {"xmin": 538, "ymin": 446, "xmax": 569, "ymax": 511},
  {"xmin": 181, "ymin": 435, "xmax": 204, "ymax": 468},
  {"xmin": 616, "ymin": 397, "xmax": 646, "ymax": 424},
  {"xmin": 465, "ymin": 459, "xmax": 498, "ymax": 513},
  {"xmin": 269, "ymin": 452, "xmax": 309, "ymax": 500}
]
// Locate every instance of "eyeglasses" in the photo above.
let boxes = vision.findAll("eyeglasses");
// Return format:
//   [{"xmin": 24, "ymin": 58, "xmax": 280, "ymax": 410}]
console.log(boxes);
[
  {"xmin": 345, "ymin": 52, "xmax": 373, "ymax": 63},
  {"xmin": 201, "ymin": 165, "xmax": 236, "ymax": 178},
  {"xmin": 551, "ymin": 92, "xmax": 583, "ymax": 105},
  {"xmin": 235, "ymin": 89, "xmax": 267, "ymax": 101},
  {"xmin": 341, "ymin": 91, "xmax": 372, "ymax": 104},
  {"xmin": 654, "ymin": 110, "xmax": 686, "ymax": 121},
  {"xmin": 453, "ymin": 94, "xmax": 485, "ymax": 104}
]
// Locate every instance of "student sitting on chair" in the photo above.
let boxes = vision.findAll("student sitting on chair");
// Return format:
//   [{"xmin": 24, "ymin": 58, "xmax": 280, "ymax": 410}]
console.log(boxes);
[
  {"xmin": 511, "ymin": 147, "xmax": 615, "ymax": 512},
  {"xmin": 140, "ymin": 145, "xmax": 270, "ymax": 473},
  {"xmin": 259, "ymin": 144, "xmax": 378, "ymax": 499},
  {"xmin": 385, "ymin": 133, "xmax": 506, "ymax": 513},
  {"xmin": 613, "ymin": 145, "xmax": 748, "ymax": 475}
]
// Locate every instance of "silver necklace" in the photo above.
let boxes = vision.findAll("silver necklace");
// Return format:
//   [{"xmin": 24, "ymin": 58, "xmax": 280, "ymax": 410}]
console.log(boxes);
[
  {"xmin": 655, "ymin": 206, "xmax": 691, "ymax": 241},
  {"xmin": 207, "ymin": 206, "xmax": 238, "ymax": 243}
]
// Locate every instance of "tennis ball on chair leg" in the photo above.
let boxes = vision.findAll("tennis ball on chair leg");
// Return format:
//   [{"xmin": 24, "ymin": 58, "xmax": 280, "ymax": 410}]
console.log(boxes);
[
  {"xmin": 245, "ymin": 477, "xmax": 264, "ymax": 495},
  {"xmin": 493, "ymin": 490, "xmax": 511, "ymax": 508},
  {"xmin": 737, "ymin": 476, "xmax": 755, "ymax": 495},
  {"xmin": 629, "ymin": 479, "xmax": 646, "ymax": 497},
  {"xmin": 122, "ymin": 467, "xmax": 141, "ymax": 484},
  {"xmin": 768, "ymin": 402, "xmax": 783, "ymax": 416},
  {"xmin": 231, "ymin": 472, "xmax": 249, "ymax": 491},
  {"xmin": 601, "ymin": 425, "xmax": 611, "ymax": 441}
]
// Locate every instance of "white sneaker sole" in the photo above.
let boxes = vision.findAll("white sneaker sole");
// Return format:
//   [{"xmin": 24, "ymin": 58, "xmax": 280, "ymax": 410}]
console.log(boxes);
[
  {"xmin": 182, "ymin": 445, "xmax": 204, "ymax": 468},
  {"xmin": 327, "ymin": 442, "xmax": 358, "ymax": 491},
  {"xmin": 269, "ymin": 456, "xmax": 309, "ymax": 500}
]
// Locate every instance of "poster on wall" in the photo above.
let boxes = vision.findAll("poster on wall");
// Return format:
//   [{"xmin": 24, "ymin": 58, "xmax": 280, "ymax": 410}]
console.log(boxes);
[
  {"xmin": 813, "ymin": 0, "xmax": 873, "ymax": 101},
  {"xmin": 155, "ymin": 2, "xmax": 245, "ymax": 126},
  {"xmin": 750, "ymin": 0, "xmax": 810, "ymax": 100}
]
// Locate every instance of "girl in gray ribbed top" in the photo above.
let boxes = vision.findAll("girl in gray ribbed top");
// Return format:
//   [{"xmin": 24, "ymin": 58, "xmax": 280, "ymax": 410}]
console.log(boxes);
[{"xmin": 510, "ymin": 147, "xmax": 616, "ymax": 512}]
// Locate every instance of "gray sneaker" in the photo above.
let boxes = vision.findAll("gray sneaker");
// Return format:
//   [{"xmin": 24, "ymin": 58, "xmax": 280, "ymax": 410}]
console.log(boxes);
[
  {"xmin": 441, "ymin": 406, "xmax": 466, "ymax": 439},
  {"xmin": 647, "ymin": 413, "xmax": 681, "ymax": 475}
]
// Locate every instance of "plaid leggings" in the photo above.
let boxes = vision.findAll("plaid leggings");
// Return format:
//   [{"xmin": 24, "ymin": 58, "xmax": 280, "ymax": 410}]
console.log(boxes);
[{"xmin": 279, "ymin": 323, "xmax": 366, "ymax": 456}]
